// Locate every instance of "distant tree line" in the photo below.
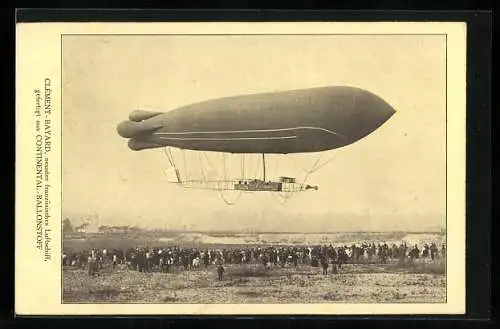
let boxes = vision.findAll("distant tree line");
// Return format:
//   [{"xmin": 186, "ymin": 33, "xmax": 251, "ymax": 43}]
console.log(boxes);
[
  {"xmin": 97, "ymin": 225, "xmax": 142, "ymax": 233},
  {"xmin": 63, "ymin": 218, "xmax": 73, "ymax": 235},
  {"xmin": 63, "ymin": 218, "xmax": 93, "ymax": 235}
]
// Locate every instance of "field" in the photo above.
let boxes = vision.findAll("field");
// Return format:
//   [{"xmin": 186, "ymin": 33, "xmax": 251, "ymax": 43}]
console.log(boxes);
[
  {"xmin": 62, "ymin": 231, "xmax": 446, "ymax": 304},
  {"xmin": 63, "ymin": 260, "xmax": 445, "ymax": 304}
]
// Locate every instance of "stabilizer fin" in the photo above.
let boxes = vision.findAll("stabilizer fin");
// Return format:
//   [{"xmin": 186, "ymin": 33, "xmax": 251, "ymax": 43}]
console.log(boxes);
[
  {"xmin": 117, "ymin": 120, "xmax": 162, "ymax": 138},
  {"xmin": 128, "ymin": 110, "xmax": 163, "ymax": 122}
]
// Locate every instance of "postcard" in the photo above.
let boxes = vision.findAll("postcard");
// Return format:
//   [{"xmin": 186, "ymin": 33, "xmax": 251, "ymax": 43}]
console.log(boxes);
[{"xmin": 15, "ymin": 21, "xmax": 466, "ymax": 315}]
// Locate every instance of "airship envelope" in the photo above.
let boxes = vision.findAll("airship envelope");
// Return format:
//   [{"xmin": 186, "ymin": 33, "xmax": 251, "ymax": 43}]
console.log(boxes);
[{"xmin": 117, "ymin": 86, "xmax": 396, "ymax": 154}]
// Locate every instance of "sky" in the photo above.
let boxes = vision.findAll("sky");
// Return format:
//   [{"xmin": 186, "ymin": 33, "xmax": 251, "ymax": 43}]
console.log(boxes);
[{"xmin": 62, "ymin": 34, "xmax": 446, "ymax": 232}]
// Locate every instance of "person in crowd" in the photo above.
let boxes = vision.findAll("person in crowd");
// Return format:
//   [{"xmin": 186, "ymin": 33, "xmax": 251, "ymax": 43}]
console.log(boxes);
[{"xmin": 217, "ymin": 264, "xmax": 225, "ymax": 281}]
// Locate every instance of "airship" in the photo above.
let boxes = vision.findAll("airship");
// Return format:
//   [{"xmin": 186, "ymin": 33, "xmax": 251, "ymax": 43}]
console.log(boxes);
[{"xmin": 117, "ymin": 86, "xmax": 396, "ymax": 195}]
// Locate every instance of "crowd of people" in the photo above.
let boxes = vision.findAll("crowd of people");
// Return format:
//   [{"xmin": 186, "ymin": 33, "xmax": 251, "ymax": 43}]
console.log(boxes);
[{"xmin": 62, "ymin": 241, "xmax": 446, "ymax": 277}]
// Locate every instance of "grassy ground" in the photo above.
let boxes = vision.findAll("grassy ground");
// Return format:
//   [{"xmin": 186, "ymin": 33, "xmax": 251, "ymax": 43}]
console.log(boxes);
[{"xmin": 63, "ymin": 259, "xmax": 446, "ymax": 304}]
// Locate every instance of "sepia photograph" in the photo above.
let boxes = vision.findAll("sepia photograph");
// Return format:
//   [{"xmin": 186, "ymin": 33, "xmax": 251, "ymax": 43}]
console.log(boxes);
[
  {"xmin": 15, "ymin": 21, "xmax": 467, "ymax": 315},
  {"xmin": 61, "ymin": 33, "xmax": 447, "ymax": 304}
]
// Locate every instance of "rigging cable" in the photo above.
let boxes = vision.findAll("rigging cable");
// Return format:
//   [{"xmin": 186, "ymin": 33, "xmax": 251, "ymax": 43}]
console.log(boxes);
[
  {"xmin": 203, "ymin": 152, "xmax": 217, "ymax": 173},
  {"xmin": 168, "ymin": 148, "xmax": 176, "ymax": 167},
  {"xmin": 253, "ymin": 154, "xmax": 260, "ymax": 179},
  {"xmin": 274, "ymin": 155, "xmax": 281, "ymax": 178},
  {"xmin": 222, "ymin": 153, "xmax": 226, "ymax": 179},
  {"xmin": 290, "ymin": 152, "xmax": 336, "ymax": 175},
  {"xmin": 218, "ymin": 152, "xmax": 243, "ymax": 205},
  {"xmin": 162, "ymin": 147, "xmax": 182, "ymax": 184},
  {"xmin": 163, "ymin": 147, "xmax": 175, "ymax": 167},
  {"xmin": 307, "ymin": 156, "xmax": 337, "ymax": 174},
  {"xmin": 271, "ymin": 153, "xmax": 333, "ymax": 205},
  {"xmin": 182, "ymin": 149, "xmax": 188, "ymax": 182},
  {"xmin": 241, "ymin": 154, "xmax": 245, "ymax": 179},
  {"xmin": 198, "ymin": 152, "xmax": 207, "ymax": 182}
]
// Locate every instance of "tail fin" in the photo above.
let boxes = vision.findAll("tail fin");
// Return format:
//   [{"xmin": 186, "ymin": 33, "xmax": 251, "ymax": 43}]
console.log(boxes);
[
  {"xmin": 117, "ymin": 120, "xmax": 162, "ymax": 138},
  {"xmin": 129, "ymin": 110, "xmax": 163, "ymax": 122}
]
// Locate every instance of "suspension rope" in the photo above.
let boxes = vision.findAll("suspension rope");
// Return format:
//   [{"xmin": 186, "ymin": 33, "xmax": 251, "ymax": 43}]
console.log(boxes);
[
  {"xmin": 221, "ymin": 153, "xmax": 227, "ymax": 179},
  {"xmin": 241, "ymin": 154, "xmax": 245, "ymax": 179},
  {"xmin": 307, "ymin": 156, "xmax": 337, "ymax": 174},
  {"xmin": 203, "ymin": 152, "xmax": 217, "ymax": 174},
  {"xmin": 165, "ymin": 149, "xmax": 333, "ymax": 206},
  {"xmin": 274, "ymin": 155, "xmax": 281, "ymax": 178},
  {"xmin": 162, "ymin": 147, "xmax": 183, "ymax": 184},
  {"xmin": 168, "ymin": 148, "xmax": 176, "ymax": 167},
  {"xmin": 218, "ymin": 189, "xmax": 243, "ymax": 206},
  {"xmin": 253, "ymin": 154, "xmax": 260, "ymax": 178},
  {"xmin": 198, "ymin": 153, "xmax": 207, "ymax": 182},
  {"xmin": 306, "ymin": 153, "xmax": 324, "ymax": 174},
  {"xmin": 301, "ymin": 153, "xmax": 337, "ymax": 188},
  {"xmin": 162, "ymin": 147, "xmax": 171, "ymax": 166},
  {"xmin": 163, "ymin": 147, "xmax": 175, "ymax": 167},
  {"xmin": 211, "ymin": 153, "xmax": 241, "ymax": 205},
  {"xmin": 290, "ymin": 154, "xmax": 312, "ymax": 174},
  {"xmin": 268, "ymin": 153, "xmax": 333, "ymax": 205},
  {"xmin": 182, "ymin": 149, "xmax": 188, "ymax": 181},
  {"xmin": 290, "ymin": 152, "xmax": 336, "ymax": 175}
]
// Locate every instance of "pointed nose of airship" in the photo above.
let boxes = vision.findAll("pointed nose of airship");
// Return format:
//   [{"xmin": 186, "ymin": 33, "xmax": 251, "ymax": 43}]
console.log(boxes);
[
  {"xmin": 377, "ymin": 100, "xmax": 396, "ymax": 127},
  {"xmin": 299, "ymin": 86, "xmax": 397, "ymax": 150}
]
